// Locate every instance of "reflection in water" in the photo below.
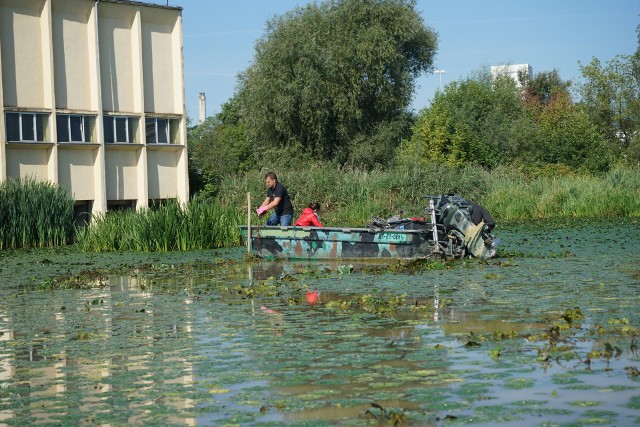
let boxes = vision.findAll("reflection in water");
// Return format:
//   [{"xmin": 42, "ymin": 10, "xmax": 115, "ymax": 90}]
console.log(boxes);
[
  {"xmin": 0, "ymin": 278, "xmax": 197, "ymax": 426},
  {"xmin": 0, "ymin": 220, "xmax": 639, "ymax": 425}
]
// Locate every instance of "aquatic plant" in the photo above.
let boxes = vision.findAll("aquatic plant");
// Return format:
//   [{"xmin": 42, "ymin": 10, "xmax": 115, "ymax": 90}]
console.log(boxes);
[
  {"xmin": 76, "ymin": 199, "xmax": 243, "ymax": 252},
  {"xmin": 215, "ymin": 162, "xmax": 640, "ymax": 228},
  {"xmin": 486, "ymin": 165, "xmax": 640, "ymax": 220},
  {"xmin": 0, "ymin": 177, "xmax": 74, "ymax": 249}
]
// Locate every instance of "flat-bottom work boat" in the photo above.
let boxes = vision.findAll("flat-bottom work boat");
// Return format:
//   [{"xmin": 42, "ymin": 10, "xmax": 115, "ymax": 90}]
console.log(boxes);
[{"xmin": 240, "ymin": 194, "xmax": 497, "ymax": 260}]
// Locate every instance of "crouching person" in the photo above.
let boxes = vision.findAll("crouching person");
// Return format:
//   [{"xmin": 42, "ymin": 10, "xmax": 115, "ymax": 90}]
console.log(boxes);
[{"xmin": 294, "ymin": 203, "xmax": 323, "ymax": 227}]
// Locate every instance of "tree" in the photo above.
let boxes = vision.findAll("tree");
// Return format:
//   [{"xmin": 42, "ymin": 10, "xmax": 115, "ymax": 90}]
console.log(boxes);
[
  {"xmin": 578, "ymin": 56, "xmax": 640, "ymax": 148},
  {"xmin": 399, "ymin": 71, "xmax": 523, "ymax": 168},
  {"xmin": 578, "ymin": 24, "xmax": 640, "ymax": 153},
  {"xmin": 236, "ymin": 0, "xmax": 437, "ymax": 167},
  {"xmin": 187, "ymin": 100, "xmax": 252, "ymax": 196},
  {"xmin": 521, "ymin": 69, "xmax": 571, "ymax": 110},
  {"xmin": 534, "ymin": 91, "xmax": 612, "ymax": 172},
  {"xmin": 400, "ymin": 68, "xmax": 613, "ymax": 172}
]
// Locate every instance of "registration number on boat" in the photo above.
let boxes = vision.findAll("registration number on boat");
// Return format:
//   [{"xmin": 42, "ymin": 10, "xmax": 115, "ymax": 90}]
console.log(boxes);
[{"xmin": 377, "ymin": 232, "xmax": 407, "ymax": 243}]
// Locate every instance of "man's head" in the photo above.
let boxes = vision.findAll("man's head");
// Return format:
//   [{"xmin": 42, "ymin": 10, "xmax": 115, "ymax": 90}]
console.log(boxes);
[{"xmin": 264, "ymin": 172, "xmax": 277, "ymax": 189}]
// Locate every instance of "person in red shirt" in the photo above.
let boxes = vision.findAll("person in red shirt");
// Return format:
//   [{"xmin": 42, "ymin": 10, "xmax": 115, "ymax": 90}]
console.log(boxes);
[{"xmin": 294, "ymin": 202, "xmax": 323, "ymax": 227}]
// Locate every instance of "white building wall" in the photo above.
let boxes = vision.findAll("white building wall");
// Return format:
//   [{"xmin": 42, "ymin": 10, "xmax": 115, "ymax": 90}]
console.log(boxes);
[
  {"xmin": 490, "ymin": 64, "xmax": 532, "ymax": 89},
  {"xmin": 0, "ymin": 0, "xmax": 189, "ymax": 214},
  {"xmin": 1, "ymin": 0, "xmax": 46, "ymax": 109},
  {"xmin": 52, "ymin": 0, "xmax": 93, "ymax": 111}
]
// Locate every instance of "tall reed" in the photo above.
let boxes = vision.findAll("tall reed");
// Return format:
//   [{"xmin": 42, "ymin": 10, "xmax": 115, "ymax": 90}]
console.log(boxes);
[
  {"xmin": 0, "ymin": 177, "xmax": 74, "ymax": 249},
  {"xmin": 219, "ymin": 162, "xmax": 495, "ymax": 227},
  {"xmin": 218, "ymin": 162, "xmax": 640, "ymax": 227},
  {"xmin": 486, "ymin": 165, "xmax": 640, "ymax": 220},
  {"xmin": 76, "ymin": 199, "xmax": 243, "ymax": 252}
]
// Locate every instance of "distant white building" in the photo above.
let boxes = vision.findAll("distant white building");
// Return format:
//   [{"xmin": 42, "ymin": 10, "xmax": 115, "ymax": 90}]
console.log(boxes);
[{"xmin": 490, "ymin": 64, "xmax": 532, "ymax": 89}]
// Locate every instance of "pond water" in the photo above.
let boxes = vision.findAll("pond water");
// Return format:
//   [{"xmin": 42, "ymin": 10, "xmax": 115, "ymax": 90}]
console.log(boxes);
[{"xmin": 1, "ymin": 219, "xmax": 639, "ymax": 426}]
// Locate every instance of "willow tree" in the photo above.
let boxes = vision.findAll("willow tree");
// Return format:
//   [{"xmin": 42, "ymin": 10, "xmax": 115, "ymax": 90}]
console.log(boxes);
[{"xmin": 236, "ymin": 0, "xmax": 437, "ymax": 167}]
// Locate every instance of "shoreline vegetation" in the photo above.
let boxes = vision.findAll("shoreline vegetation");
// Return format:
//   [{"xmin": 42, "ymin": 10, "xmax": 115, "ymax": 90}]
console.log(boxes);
[{"xmin": 2, "ymin": 162, "xmax": 639, "ymax": 252}]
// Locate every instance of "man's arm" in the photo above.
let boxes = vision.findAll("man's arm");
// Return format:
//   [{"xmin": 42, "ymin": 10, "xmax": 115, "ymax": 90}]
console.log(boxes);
[{"xmin": 262, "ymin": 197, "xmax": 281, "ymax": 211}]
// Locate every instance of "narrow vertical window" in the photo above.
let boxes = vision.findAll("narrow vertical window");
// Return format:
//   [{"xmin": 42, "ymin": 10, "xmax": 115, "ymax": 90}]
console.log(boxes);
[
  {"xmin": 69, "ymin": 115, "xmax": 83, "ymax": 142},
  {"xmin": 57, "ymin": 115, "xmax": 70, "ymax": 142},
  {"xmin": 21, "ymin": 114, "xmax": 36, "ymax": 141},
  {"xmin": 157, "ymin": 118, "xmax": 169, "ymax": 143},
  {"xmin": 115, "ymin": 117, "xmax": 128, "ymax": 143},
  {"xmin": 6, "ymin": 113, "xmax": 20, "ymax": 141},
  {"xmin": 145, "ymin": 118, "xmax": 156, "ymax": 143},
  {"xmin": 104, "ymin": 117, "xmax": 115, "ymax": 143}
]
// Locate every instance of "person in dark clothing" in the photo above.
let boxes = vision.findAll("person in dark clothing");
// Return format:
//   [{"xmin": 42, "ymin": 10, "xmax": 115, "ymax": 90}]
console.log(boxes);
[
  {"xmin": 470, "ymin": 202, "xmax": 495, "ymax": 231},
  {"xmin": 256, "ymin": 172, "xmax": 294, "ymax": 226}
]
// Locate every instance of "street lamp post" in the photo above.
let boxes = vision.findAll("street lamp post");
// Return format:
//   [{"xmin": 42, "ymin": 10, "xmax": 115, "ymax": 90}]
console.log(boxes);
[{"xmin": 434, "ymin": 69, "xmax": 446, "ymax": 91}]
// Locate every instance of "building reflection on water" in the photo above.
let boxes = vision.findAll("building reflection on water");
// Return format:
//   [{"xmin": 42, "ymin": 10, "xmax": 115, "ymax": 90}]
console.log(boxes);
[{"xmin": 0, "ymin": 275, "xmax": 196, "ymax": 426}]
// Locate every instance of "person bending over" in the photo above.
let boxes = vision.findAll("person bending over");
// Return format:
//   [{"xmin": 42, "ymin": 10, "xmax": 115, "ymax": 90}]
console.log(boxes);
[{"xmin": 256, "ymin": 172, "xmax": 294, "ymax": 226}]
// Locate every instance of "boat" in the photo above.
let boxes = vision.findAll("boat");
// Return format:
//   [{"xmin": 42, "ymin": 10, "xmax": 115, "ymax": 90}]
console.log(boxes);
[{"xmin": 240, "ymin": 194, "xmax": 497, "ymax": 260}]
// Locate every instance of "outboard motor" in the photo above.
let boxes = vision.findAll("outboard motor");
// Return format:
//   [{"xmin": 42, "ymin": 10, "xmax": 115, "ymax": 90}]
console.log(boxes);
[{"xmin": 430, "ymin": 193, "xmax": 496, "ymax": 259}]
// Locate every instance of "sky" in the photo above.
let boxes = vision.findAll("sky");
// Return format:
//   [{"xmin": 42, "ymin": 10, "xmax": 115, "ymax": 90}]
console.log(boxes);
[{"xmin": 165, "ymin": 0, "xmax": 639, "ymax": 121}]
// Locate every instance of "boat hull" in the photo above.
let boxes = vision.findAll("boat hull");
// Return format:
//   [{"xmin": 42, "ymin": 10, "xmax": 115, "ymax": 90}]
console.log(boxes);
[{"xmin": 239, "ymin": 226, "xmax": 439, "ymax": 260}]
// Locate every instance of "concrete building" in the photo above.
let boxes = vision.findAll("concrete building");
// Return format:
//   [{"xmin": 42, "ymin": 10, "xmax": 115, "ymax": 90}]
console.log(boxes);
[
  {"xmin": 490, "ymin": 64, "xmax": 532, "ymax": 89},
  {"xmin": 0, "ymin": 0, "xmax": 189, "ymax": 216}
]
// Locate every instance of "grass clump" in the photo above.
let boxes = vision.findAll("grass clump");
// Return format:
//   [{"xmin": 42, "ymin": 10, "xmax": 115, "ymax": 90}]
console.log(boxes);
[
  {"xmin": 0, "ymin": 177, "xmax": 74, "ymax": 249},
  {"xmin": 76, "ymin": 199, "xmax": 242, "ymax": 252}
]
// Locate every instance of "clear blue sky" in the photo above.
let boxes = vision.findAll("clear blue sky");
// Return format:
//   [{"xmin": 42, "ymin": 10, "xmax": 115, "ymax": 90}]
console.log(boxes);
[{"xmin": 168, "ymin": 0, "xmax": 638, "ymax": 121}]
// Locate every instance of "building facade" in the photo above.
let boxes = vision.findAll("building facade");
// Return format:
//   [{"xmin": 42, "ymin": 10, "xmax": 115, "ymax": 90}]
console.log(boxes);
[
  {"xmin": 490, "ymin": 64, "xmax": 532, "ymax": 89},
  {"xmin": 0, "ymin": 0, "xmax": 189, "ymax": 216}
]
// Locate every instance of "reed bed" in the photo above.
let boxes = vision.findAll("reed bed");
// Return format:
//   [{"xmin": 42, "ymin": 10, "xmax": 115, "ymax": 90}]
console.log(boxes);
[
  {"xmin": 219, "ymin": 162, "xmax": 640, "ymax": 227},
  {"xmin": 77, "ymin": 199, "xmax": 243, "ymax": 252},
  {"xmin": 219, "ymin": 162, "xmax": 495, "ymax": 227},
  {"xmin": 485, "ymin": 164, "xmax": 640, "ymax": 220},
  {"xmin": 4, "ymin": 163, "xmax": 636, "ymax": 253},
  {"xmin": 0, "ymin": 177, "xmax": 74, "ymax": 249}
]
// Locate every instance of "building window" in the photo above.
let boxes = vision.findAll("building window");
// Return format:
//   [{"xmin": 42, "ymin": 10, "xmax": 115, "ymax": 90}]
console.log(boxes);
[
  {"xmin": 104, "ymin": 116, "xmax": 136, "ymax": 143},
  {"xmin": 145, "ymin": 118, "xmax": 171, "ymax": 144},
  {"xmin": 5, "ymin": 112, "xmax": 47, "ymax": 142},
  {"xmin": 57, "ymin": 114, "xmax": 94, "ymax": 143}
]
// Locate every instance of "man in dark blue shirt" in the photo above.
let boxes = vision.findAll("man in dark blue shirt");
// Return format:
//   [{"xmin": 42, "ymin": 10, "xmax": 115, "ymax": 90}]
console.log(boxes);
[{"xmin": 256, "ymin": 172, "xmax": 294, "ymax": 226}]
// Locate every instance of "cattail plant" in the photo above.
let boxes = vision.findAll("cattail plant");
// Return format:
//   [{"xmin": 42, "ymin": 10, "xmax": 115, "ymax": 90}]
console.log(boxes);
[
  {"xmin": 76, "ymin": 198, "xmax": 243, "ymax": 252},
  {"xmin": 0, "ymin": 177, "xmax": 74, "ymax": 249}
]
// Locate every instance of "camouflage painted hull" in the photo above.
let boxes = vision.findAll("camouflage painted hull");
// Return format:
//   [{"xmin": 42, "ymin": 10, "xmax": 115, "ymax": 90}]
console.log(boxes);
[{"xmin": 240, "ymin": 226, "xmax": 451, "ymax": 260}]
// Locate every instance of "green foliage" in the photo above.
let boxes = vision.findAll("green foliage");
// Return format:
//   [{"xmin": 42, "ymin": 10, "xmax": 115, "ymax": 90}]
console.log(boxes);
[
  {"xmin": 77, "ymin": 199, "xmax": 242, "ymax": 252},
  {"xmin": 485, "ymin": 165, "xmax": 640, "ymax": 220},
  {"xmin": 236, "ymin": 0, "xmax": 437, "ymax": 167},
  {"xmin": 578, "ymin": 53, "xmax": 640, "ymax": 151},
  {"xmin": 401, "ymin": 68, "xmax": 614, "ymax": 173},
  {"xmin": 212, "ymin": 162, "xmax": 640, "ymax": 228},
  {"xmin": 521, "ymin": 69, "xmax": 571, "ymax": 108},
  {"xmin": 399, "ymin": 72, "xmax": 523, "ymax": 168},
  {"xmin": 187, "ymin": 102, "xmax": 253, "ymax": 196},
  {"xmin": 0, "ymin": 177, "xmax": 74, "ymax": 249},
  {"xmin": 533, "ymin": 93, "xmax": 613, "ymax": 172}
]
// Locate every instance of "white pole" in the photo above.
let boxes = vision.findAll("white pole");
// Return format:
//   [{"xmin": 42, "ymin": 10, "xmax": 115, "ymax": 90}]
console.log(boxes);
[{"xmin": 247, "ymin": 192, "xmax": 252, "ymax": 255}]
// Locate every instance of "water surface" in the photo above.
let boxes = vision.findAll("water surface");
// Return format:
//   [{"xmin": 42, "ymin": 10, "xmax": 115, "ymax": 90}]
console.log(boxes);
[{"xmin": 1, "ymin": 219, "xmax": 639, "ymax": 425}]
